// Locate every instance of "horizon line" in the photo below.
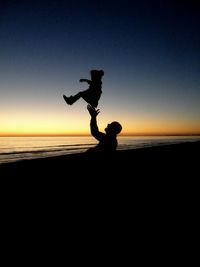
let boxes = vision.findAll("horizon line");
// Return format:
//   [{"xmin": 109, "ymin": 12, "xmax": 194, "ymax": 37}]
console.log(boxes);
[{"xmin": 0, "ymin": 133, "xmax": 200, "ymax": 137}]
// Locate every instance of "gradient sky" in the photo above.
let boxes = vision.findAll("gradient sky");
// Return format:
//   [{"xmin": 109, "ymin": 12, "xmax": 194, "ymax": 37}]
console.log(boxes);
[{"xmin": 0, "ymin": 0, "xmax": 200, "ymax": 136}]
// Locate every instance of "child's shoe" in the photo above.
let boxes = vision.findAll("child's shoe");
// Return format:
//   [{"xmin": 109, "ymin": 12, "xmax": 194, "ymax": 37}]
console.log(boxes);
[{"xmin": 63, "ymin": 95, "xmax": 74, "ymax": 105}]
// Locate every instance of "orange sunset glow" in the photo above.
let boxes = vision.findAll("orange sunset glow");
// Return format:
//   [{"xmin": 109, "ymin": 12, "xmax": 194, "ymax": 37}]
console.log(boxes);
[
  {"xmin": 1, "ymin": 103, "xmax": 199, "ymax": 136},
  {"xmin": 0, "ymin": 1, "xmax": 200, "ymax": 137}
]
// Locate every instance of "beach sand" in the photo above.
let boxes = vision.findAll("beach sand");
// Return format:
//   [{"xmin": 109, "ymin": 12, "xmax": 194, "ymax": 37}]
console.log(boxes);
[
  {"xmin": 1, "ymin": 140, "xmax": 199, "ymax": 179},
  {"xmin": 1, "ymin": 141, "xmax": 198, "ymax": 239}
]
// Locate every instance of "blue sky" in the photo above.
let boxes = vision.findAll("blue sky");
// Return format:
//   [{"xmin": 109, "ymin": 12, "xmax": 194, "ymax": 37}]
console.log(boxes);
[{"xmin": 0, "ymin": 0, "xmax": 200, "ymax": 135}]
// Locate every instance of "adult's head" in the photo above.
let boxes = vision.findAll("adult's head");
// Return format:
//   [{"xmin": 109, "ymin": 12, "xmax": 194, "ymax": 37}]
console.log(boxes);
[{"xmin": 105, "ymin": 121, "xmax": 122, "ymax": 135}]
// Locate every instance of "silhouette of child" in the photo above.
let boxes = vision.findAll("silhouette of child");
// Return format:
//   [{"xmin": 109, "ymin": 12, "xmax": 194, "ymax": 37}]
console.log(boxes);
[
  {"xmin": 87, "ymin": 104, "xmax": 122, "ymax": 153},
  {"xmin": 63, "ymin": 69, "xmax": 104, "ymax": 108}
]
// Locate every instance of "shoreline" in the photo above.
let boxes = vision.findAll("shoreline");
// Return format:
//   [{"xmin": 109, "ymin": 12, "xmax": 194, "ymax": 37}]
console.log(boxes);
[{"xmin": 0, "ymin": 140, "xmax": 199, "ymax": 178}]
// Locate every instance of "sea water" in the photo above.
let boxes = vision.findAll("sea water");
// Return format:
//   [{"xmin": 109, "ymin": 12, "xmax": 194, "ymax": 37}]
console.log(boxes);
[{"xmin": 0, "ymin": 136, "xmax": 199, "ymax": 164}]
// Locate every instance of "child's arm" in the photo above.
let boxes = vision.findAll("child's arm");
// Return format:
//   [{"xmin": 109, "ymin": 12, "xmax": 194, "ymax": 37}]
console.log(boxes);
[{"xmin": 79, "ymin": 79, "xmax": 91, "ymax": 84}]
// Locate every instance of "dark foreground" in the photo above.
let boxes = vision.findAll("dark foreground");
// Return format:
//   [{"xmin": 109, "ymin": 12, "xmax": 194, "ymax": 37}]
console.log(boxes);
[
  {"xmin": 1, "ymin": 140, "xmax": 199, "ymax": 216},
  {"xmin": 1, "ymin": 141, "xmax": 199, "ymax": 179},
  {"xmin": 1, "ymin": 141, "xmax": 199, "ymax": 248}
]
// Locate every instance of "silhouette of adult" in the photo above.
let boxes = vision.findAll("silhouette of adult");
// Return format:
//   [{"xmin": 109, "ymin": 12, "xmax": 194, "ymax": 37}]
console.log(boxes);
[{"xmin": 87, "ymin": 104, "xmax": 122, "ymax": 153}]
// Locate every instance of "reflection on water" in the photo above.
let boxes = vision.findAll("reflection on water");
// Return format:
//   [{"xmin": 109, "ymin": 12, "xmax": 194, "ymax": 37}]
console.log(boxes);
[{"xmin": 0, "ymin": 136, "xmax": 199, "ymax": 164}]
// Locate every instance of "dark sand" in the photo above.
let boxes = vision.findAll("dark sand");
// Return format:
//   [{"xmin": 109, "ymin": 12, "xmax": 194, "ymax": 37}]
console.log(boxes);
[
  {"xmin": 1, "ymin": 141, "xmax": 199, "ymax": 239},
  {"xmin": 1, "ymin": 140, "xmax": 199, "ymax": 179},
  {"xmin": 1, "ymin": 140, "xmax": 199, "ymax": 218}
]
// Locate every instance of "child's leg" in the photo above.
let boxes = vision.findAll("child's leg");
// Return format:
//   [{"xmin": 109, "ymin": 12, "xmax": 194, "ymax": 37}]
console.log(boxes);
[{"xmin": 63, "ymin": 92, "xmax": 82, "ymax": 105}]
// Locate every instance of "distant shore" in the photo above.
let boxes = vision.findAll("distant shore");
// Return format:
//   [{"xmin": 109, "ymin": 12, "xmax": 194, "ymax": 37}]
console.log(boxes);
[{"xmin": 1, "ymin": 140, "xmax": 199, "ymax": 178}]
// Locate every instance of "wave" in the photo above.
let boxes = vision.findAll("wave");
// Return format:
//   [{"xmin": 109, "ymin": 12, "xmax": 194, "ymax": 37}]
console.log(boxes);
[
  {"xmin": 0, "ymin": 144, "xmax": 95, "ymax": 164},
  {"xmin": 0, "ymin": 144, "xmax": 95, "ymax": 156},
  {"xmin": 1, "ymin": 136, "xmax": 199, "ymax": 165}
]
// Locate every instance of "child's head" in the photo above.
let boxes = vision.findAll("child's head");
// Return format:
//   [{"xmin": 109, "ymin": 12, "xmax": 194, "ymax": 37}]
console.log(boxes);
[
  {"xmin": 105, "ymin": 121, "xmax": 122, "ymax": 135},
  {"xmin": 90, "ymin": 69, "xmax": 104, "ymax": 80}
]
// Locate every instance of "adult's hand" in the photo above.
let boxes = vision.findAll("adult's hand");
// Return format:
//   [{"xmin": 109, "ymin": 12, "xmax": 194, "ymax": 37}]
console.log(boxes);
[{"xmin": 87, "ymin": 104, "xmax": 100, "ymax": 118}]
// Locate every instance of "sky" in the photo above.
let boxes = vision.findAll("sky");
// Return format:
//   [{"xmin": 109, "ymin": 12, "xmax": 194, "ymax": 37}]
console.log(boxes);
[{"xmin": 0, "ymin": 0, "xmax": 200, "ymax": 136}]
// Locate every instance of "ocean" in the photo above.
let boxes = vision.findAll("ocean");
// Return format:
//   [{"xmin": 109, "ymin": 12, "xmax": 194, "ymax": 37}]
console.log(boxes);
[{"xmin": 0, "ymin": 136, "xmax": 199, "ymax": 164}]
